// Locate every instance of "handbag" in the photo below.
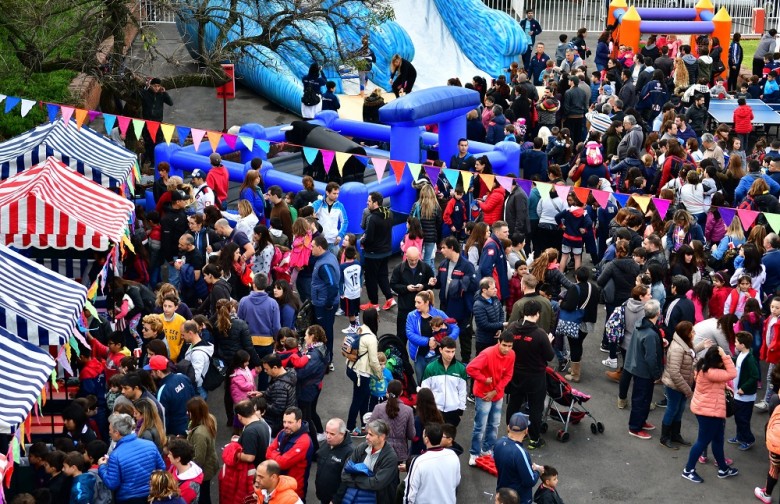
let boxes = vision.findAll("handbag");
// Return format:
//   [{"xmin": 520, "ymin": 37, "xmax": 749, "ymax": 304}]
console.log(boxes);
[
  {"xmin": 555, "ymin": 284, "xmax": 591, "ymax": 340},
  {"xmin": 725, "ymin": 388, "xmax": 735, "ymax": 418}
]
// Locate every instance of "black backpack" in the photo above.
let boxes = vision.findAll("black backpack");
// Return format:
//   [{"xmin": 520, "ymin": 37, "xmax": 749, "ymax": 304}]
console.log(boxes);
[
  {"xmin": 295, "ymin": 299, "xmax": 317, "ymax": 338},
  {"xmin": 301, "ymin": 85, "xmax": 320, "ymax": 106},
  {"xmin": 177, "ymin": 346, "xmax": 225, "ymax": 391}
]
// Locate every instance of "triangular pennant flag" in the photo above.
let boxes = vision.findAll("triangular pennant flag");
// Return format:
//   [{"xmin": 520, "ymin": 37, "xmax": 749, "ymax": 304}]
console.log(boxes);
[
  {"xmin": 223, "ymin": 134, "xmax": 238, "ymax": 150},
  {"xmin": 496, "ymin": 175, "xmax": 513, "ymax": 193},
  {"xmin": 517, "ymin": 179, "xmax": 532, "ymax": 196},
  {"xmin": 87, "ymin": 110, "xmax": 101, "ymax": 122},
  {"xmin": 132, "ymin": 119, "xmax": 146, "ymax": 140},
  {"xmin": 206, "ymin": 130, "xmax": 221, "ymax": 151},
  {"xmin": 460, "ymin": 170, "xmax": 473, "ymax": 191},
  {"xmin": 176, "ymin": 126, "xmax": 191, "ymax": 146},
  {"xmin": 146, "ymin": 120, "xmax": 160, "ymax": 140},
  {"xmin": 425, "ymin": 166, "xmax": 441, "ymax": 186},
  {"xmin": 117, "ymin": 115, "xmax": 131, "ymax": 136},
  {"xmin": 20, "ymin": 99, "xmax": 36, "ymax": 117},
  {"xmin": 536, "ymin": 182, "xmax": 553, "ymax": 199},
  {"xmin": 632, "ymin": 195, "xmax": 651, "ymax": 213},
  {"xmin": 591, "ymin": 189, "xmax": 610, "ymax": 208},
  {"xmin": 103, "ymin": 113, "xmax": 116, "ymax": 134},
  {"xmin": 737, "ymin": 208, "xmax": 759, "ymax": 230},
  {"xmin": 256, "ymin": 140, "xmax": 270, "ymax": 153},
  {"xmin": 61, "ymin": 106, "xmax": 75, "ymax": 125},
  {"xmin": 573, "ymin": 186, "xmax": 591, "ymax": 205},
  {"xmin": 191, "ymin": 129, "xmax": 206, "ymax": 151},
  {"xmin": 239, "ymin": 135, "xmax": 254, "ymax": 151},
  {"xmin": 335, "ymin": 152, "xmax": 352, "ymax": 176},
  {"xmin": 764, "ymin": 213, "xmax": 780, "ymax": 233},
  {"xmin": 652, "ymin": 197, "xmax": 671, "ymax": 218},
  {"xmin": 481, "ymin": 173, "xmax": 495, "ymax": 189},
  {"xmin": 389, "ymin": 160, "xmax": 406, "ymax": 184},
  {"xmin": 0, "ymin": 94, "xmax": 6, "ymax": 104},
  {"xmin": 718, "ymin": 206, "xmax": 736, "ymax": 227},
  {"xmin": 554, "ymin": 184, "xmax": 570, "ymax": 201},
  {"xmin": 407, "ymin": 162, "xmax": 423, "ymax": 181},
  {"xmin": 74, "ymin": 109, "xmax": 88, "ymax": 129},
  {"xmin": 612, "ymin": 192, "xmax": 630, "ymax": 207},
  {"xmin": 46, "ymin": 103, "xmax": 59, "ymax": 122},
  {"xmin": 4, "ymin": 96, "xmax": 20, "ymax": 114},
  {"xmin": 372, "ymin": 158, "xmax": 387, "ymax": 181},
  {"xmin": 303, "ymin": 147, "xmax": 319, "ymax": 165},
  {"xmin": 160, "ymin": 123, "xmax": 176, "ymax": 145},
  {"xmin": 444, "ymin": 168, "xmax": 461, "ymax": 189},
  {"xmin": 321, "ymin": 150, "xmax": 335, "ymax": 174}
]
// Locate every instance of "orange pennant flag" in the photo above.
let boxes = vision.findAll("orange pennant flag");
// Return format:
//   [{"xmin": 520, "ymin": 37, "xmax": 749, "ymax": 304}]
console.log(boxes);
[
  {"xmin": 74, "ymin": 109, "xmax": 88, "ymax": 129},
  {"xmin": 573, "ymin": 186, "xmax": 591, "ymax": 205},
  {"xmin": 389, "ymin": 160, "xmax": 406, "ymax": 184},
  {"xmin": 480, "ymin": 173, "xmax": 495, "ymax": 189},
  {"xmin": 207, "ymin": 131, "xmax": 222, "ymax": 152}
]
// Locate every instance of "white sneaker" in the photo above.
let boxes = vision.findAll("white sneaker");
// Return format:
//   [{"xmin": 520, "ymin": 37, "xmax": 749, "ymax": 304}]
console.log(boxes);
[
  {"xmin": 755, "ymin": 400, "xmax": 769, "ymax": 412},
  {"xmin": 480, "ymin": 450, "xmax": 493, "ymax": 457},
  {"xmin": 342, "ymin": 325, "xmax": 359, "ymax": 334},
  {"xmin": 317, "ymin": 433, "xmax": 326, "ymax": 443},
  {"xmin": 602, "ymin": 358, "xmax": 618, "ymax": 369},
  {"xmin": 468, "ymin": 454, "xmax": 478, "ymax": 466},
  {"xmin": 335, "ymin": 308, "xmax": 345, "ymax": 316}
]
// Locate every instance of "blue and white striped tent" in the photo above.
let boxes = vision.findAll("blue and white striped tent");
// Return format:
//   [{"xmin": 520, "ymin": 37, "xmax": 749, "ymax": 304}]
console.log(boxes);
[
  {"xmin": 0, "ymin": 325, "xmax": 56, "ymax": 429},
  {"xmin": 0, "ymin": 244, "xmax": 88, "ymax": 346},
  {"xmin": 0, "ymin": 119, "xmax": 136, "ymax": 187}
]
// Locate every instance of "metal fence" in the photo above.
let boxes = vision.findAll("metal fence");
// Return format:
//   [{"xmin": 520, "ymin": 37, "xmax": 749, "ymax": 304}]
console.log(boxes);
[
  {"xmin": 139, "ymin": 0, "xmax": 178, "ymax": 25},
  {"xmin": 484, "ymin": 0, "xmax": 780, "ymax": 34}
]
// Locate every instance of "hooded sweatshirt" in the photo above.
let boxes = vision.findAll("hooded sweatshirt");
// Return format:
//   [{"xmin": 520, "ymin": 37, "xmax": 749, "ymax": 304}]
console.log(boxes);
[
  {"xmin": 555, "ymin": 206, "xmax": 591, "ymax": 247},
  {"xmin": 621, "ymin": 298, "xmax": 647, "ymax": 351},
  {"xmin": 171, "ymin": 462, "xmax": 204, "ymax": 504},
  {"xmin": 237, "ymin": 290, "xmax": 281, "ymax": 342},
  {"xmin": 682, "ymin": 53, "xmax": 698, "ymax": 84}
]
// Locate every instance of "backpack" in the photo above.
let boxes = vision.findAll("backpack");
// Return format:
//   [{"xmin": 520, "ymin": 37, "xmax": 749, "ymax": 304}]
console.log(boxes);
[
  {"xmin": 301, "ymin": 84, "xmax": 321, "ymax": 106},
  {"xmin": 341, "ymin": 329, "xmax": 366, "ymax": 362},
  {"xmin": 89, "ymin": 469, "xmax": 114, "ymax": 504},
  {"xmin": 605, "ymin": 303, "xmax": 626, "ymax": 344},
  {"xmin": 295, "ymin": 299, "xmax": 317, "ymax": 338},
  {"xmin": 738, "ymin": 195, "xmax": 758, "ymax": 211},
  {"xmin": 177, "ymin": 346, "xmax": 225, "ymax": 391}
]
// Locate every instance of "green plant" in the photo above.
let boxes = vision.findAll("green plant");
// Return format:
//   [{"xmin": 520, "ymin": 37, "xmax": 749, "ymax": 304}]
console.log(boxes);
[{"xmin": 0, "ymin": 68, "xmax": 76, "ymax": 139}]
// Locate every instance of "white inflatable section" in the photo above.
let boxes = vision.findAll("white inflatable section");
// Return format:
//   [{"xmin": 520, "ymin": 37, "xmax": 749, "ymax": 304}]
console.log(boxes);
[{"xmin": 391, "ymin": 0, "xmax": 492, "ymax": 90}]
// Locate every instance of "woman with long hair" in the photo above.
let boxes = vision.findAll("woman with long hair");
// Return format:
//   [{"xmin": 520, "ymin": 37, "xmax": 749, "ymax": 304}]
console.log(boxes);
[
  {"xmin": 231, "ymin": 200, "xmax": 259, "ymax": 239},
  {"xmin": 748, "ymin": 225, "xmax": 768, "ymax": 255},
  {"xmin": 673, "ymin": 57, "xmax": 690, "ymax": 95},
  {"xmin": 251, "ymin": 224, "xmax": 275, "ymax": 277},
  {"xmin": 666, "ymin": 210, "xmax": 705, "ymax": 258},
  {"xmin": 188, "ymin": 213, "xmax": 222, "ymax": 258},
  {"xmin": 298, "ymin": 324, "xmax": 328, "ymax": 448},
  {"xmin": 186, "ymin": 397, "xmax": 218, "ymax": 504},
  {"xmin": 670, "ymin": 244, "xmax": 697, "ymax": 284},
  {"xmin": 469, "ymin": 156, "xmax": 494, "ymax": 201},
  {"xmin": 217, "ymin": 242, "xmax": 250, "ymax": 300},
  {"xmin": 238, "ymin": 169, "xmax": 264, "ymax": 220},
  {"xmin": 134, "ymin": 398, "xmax": 166, "ymax": 452},
  {"xmin": 411, "ymin": 184, "xmax": 443, "ymax": 268},
  {"xmin": 694, "ymin": 313, "xmax": 739, "ymax": 356},
  {"xmin": 681, "ymin": 346, "xmax": 738, "ymax": 483},
  {"xmin": 597, "ymin": 239, "xmax": 641, "ymax": 353},
  {"xmin": 406, "ymin": 290, "xmax": 459, "ymax": 381},
  {"xmin": 731, "ymin": 242, "xmax": 767, "ymax": 297},
  {"xmin": 535, "ymin": 182, "xmax": 566, "ymax": 255},
  {"xmin": 716, "ymin": 155, "xmax": 746, "ymax": 205},
  {"xmin": 679, "ymin": 170, "xmax": 707, "ymax": 228},
  {"xmin": 345, "ymin": 308, "xmax": 382, "ymax": 436},
  {"xmin": 530, "ymin": 248, "xmax": 574, "ymax": 300},
  {"xmin": 272, "ymin": 279, "xmax": 302, "ymax": 329},
  {"xmin": 686, "ymin": 280, "xmax": 713, "ymax": 323},
  {"xmin": 213, "ymin": 298, "xmax": 258, "ymax": 421},
  {"xmin": 369, "ymin": 379, "xmax": 415, "ymax": 461},
  {"xmin": 465, "ymin": 222, "xmax": 490, "ymax": 269},
  {"xmin": 603, "ymin": 120, "xmax": 624, "ymax": 160},
  {"xmin": 410, "ymin": 387, "xmax": 444, "ymax": 456}
]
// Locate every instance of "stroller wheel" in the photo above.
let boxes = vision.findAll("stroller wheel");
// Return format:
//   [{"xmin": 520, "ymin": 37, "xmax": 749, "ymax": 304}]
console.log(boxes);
[
  {"xmin": 590, "ymin": 423, "xmax": 598, "ymax": 434},
  {"xmin": 540, "ymin": 422, "xmax": 548, "ymax": 434},
  {"xmin": 557, "ymin": 430, "xmax": 570, "ymax": 442},
  {"xmin": 597, "ymin": 422, "xmax": 605, "ymax": 433}
]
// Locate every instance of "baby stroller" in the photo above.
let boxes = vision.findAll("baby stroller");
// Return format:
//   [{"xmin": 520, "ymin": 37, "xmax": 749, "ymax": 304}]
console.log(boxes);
[
  {"xmin": 377, "ymin": 334, "xmax": 417, "ymax": 406},
  {"xmin": 541, "ymin": 366, "xmax": 604, "ymax": 442}
]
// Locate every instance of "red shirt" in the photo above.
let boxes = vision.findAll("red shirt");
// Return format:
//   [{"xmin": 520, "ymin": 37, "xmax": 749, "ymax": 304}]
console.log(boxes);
[{"xmin": 206, "ymin": 165, "xmax": 229, "ymax": 203}]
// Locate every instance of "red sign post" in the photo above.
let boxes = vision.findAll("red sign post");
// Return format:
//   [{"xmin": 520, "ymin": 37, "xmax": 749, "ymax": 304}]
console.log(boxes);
[{"xmin": 216, "ymin": 64, "xmax": 235, "ymax": 132}]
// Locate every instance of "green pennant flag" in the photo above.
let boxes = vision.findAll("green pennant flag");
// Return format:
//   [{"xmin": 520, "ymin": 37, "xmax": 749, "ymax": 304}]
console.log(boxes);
[
  {"xmin": 132, "ymin": 119, "xmax": 146, "ymax": 140},
  {"xmin": 764, "ymin": 212, "xmax": 780, "ymax": 233}
]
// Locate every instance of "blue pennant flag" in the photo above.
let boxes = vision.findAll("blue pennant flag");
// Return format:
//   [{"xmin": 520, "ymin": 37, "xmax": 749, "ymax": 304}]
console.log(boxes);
[
  {"xmin": 176, "ymin": 126, "xmax": 191, "ymax": 146},
  {"xmin": 4, "ymin": 96, "xmax": 20, "ymax": 114},
  {"xmin": 612, "ymin": 193, "xmax": 630, "ymax": 208}
]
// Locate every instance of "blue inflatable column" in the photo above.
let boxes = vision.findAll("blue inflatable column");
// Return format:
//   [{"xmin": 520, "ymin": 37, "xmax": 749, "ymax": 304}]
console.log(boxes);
[
  {"xmin": 438, "ymin": 117, "xmax": 466, "ymax": 168},
  {"xmin": 389, "ymin": 126, "xmax": 420, "ymax": 214},
  {"xmin": 340, "ymin": 182, "xmax": 369, "ymax": 235},
  {"xmin": 155, "ymin": 144, "xmax": 180, "ymax": 177}
]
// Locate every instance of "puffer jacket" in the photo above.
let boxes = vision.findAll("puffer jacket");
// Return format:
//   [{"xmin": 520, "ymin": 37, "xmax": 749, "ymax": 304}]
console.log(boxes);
[
  {"xmin": 98, "ymin": 434, "xmax": 165, "ymax": 501},
  {"xmin": 621, "ymin": 298, "xmax": 647, "ymax": 351},
  {"xmin": 733, "ymin": 104, "xmax": 754, "ymax": 134},
  {"xmin": 478, "ymin": 187, "xmax": 507, "ymax": 225},
  {"xmin": 406, "ymin": 307, "xmax": 460, "ymax": 361},
  {"xmin": 597, "ymin": 257, "xmax": 640, "ymax": 305},
  {"xmin": 690, "ymin": 353, "xmax": 736, "ymax": 418},
  {"xmin": 767, "ymin": 407, "xmax": 780, "ymax": 454},
  {"xmin": 346, "ymin": 325, "xmax": 382, "ymax": 381},
  {"xmin": 662, "ymin": 334, "xmax": 699, "ymax": 397},
  {"xmin": 187, "ymin": 423, "xmax": 219, "ymax": 482},
  {"xmin": 473, "ymin": 294, "xmax": 506, "ymax": 344},
  {"xmin": 266, "ymin": 421, "xmax": 314, "ymax": 499},
  {"xmin": 265, "ymin": 369, "xmax": 298, "ymax": 433}
]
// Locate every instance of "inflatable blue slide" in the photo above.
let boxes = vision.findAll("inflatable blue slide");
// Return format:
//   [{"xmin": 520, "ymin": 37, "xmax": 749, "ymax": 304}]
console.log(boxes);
[{"xmin": 175, "ymin": 0, "xmax": 528, "ymax": 115}]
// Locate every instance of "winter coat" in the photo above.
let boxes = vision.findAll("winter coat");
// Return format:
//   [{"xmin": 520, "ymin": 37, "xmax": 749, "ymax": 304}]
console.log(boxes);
[
  {"xmin": 230, "ymin": 367, "xmax": 258, "ymax": 404},
  {"xmin": 473, "ymin": 294, "xmax": 506, "ymax": 344},
  {"xmin": 733, "ymin": 104, "xmax": 754, "ymax": 134},
  {"xmin": 555, "ymin": 206, "xmax": 591, "ymax": 248},
  {"xmin": 761, "ymin": 317, "xmax": 780, "ymax": 365},
  {"xmin": 479, "ymin": 187, "xmax": 507, "ymax": 225},
  {"xmin": 266, "ymin": 475, "xmax": 302, "ymax": 504},
  {"xmin": 506, "ymin": 320, "xmax": 554, "ymax": 384},
  {"xmin": 214, "ymin": 317, "xmax": 260, "ymax": 368},
  {"xmin": 595, "ymin": 41, "xmax": 610, "ymax": 68},
  {"xmin": 266, "ymin": 422, "xmax": 315, "ymax": 499},
  {"xmin": 218, "ymin": 442, "xmax": 255, "ymax": 504},
  {"xmin": 98, "ymin": 434, "xmax": 165, "ymax": 501},
  {"xmin": 187, "ymin": 422, "xmax": 219, "ymax": 481},
  {"xmin": 505, "ymin": 186, "xmax": 531, "ymax": 237},
  {"xmin": 334, "ymin": 442, "xmax": 399, "ymax": 504},
  {"xmin": 316, "ymin": 434, "xmax": 353, "ymax": 504},
  {"xmin": 406, "ymin": 308, "xmax": 459, "ymax": 361},
  {"xmin": 466, "ymin": 344, "xmax": 515, "ymax": 400},
  {"xmin": 690, "ymin": 353, "xmax": 737, "ymax": 418},
  {"xmin": 170, "ymin": 463, "xmax": 204, "ymax": 504},
  {"xmin": 436, "ymin": 255, "xmax": 477, "ymax": 319},
  {"xmin": 346, "ymin": 325, "xmax": 382, "ymax": 381},
  {"xmin": 479, "ymin": 236, "xmax": 510, "ymax": 302},
  {"xmin": 621, "ymin": 298, "xmax": 647, "ymax": 351},
  {"xmin": 617, "ymin": 125, "xmax": 644, "ymax": 160},
  {"xmin": 296, "ymin": 344, "xmax": 327, "ymax": 403},
  {"xmin": 767, "ymin": 407, "xmax": 780, "ymax": 454},
  {"xmin": 368, "ymin": 401, "xmax": 415, "ymax": 461},
  {"xmin": 662, "ymin": 334, "xmax": 700, "ymax": 397},
  {"xmin": 597, "ymin": 257, "xmax": 640, "ymax": 305},
  {"xmin": 362, "ymin": 207, "xmax": 393, "ymax": 257},
  {"xmin": 486, "ymin": 114, "xmax": 509, "ymax": 145},
  {"xmin": 390, "ymin": 260, "xmax": 435, "ymax": 313},
  {"xmin": 265, "ymin": 370, "xmax": 298, "ymax": 433},
  {"xmin": 623, "ymin": 317, "xmax": 664, "ymax": 380}
]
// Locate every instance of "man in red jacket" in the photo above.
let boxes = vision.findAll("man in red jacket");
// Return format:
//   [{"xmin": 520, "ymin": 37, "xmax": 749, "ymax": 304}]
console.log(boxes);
[
  {"xmin": 206, "ymin": 153, "xmax": 229, "ymax": 207},
  {"xmin": 466, "ymin": 332, "xmax": 516, "ymax": 466},
  {"xmin": 266, "ymin": 407, "xmax": 314, "ymax": 500}
]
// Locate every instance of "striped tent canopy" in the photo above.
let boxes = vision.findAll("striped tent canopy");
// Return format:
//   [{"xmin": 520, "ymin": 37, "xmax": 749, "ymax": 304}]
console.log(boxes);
[
  {"xmin": 0, "ymin": 119, "xmax": 135, "ymax": 187},
  {"xmin": 0, "ymin": 157, "xmax": 135, "ymax": 250},
  {"xmin": 0, "ymin": 325, "xmax": 56, "ymax": 428},
  {"xmin": 0, "ymin": 244, "xmax": 88, "ymax": 346}
]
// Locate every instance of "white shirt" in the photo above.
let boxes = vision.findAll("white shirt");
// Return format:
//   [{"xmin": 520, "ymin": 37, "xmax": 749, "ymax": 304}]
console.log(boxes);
[
  {"xmin": 404, "ymin": 447, "xmax": 461, "ymax": 504},
  {"xmin": 193, "ymin": 183, "xmax": 215, "ymax": 214}
]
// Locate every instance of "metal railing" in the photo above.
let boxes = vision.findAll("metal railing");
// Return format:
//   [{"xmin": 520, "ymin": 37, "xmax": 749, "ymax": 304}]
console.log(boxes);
[{"xmin": 139, "ymin": 0, "xmax": 178, "ymax": 25}]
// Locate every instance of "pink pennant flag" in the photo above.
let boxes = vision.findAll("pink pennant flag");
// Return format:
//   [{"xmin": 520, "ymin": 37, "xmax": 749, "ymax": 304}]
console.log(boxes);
[
  {"xmin": 321, "ymin": 150, "xmax": 335, "ymax": 174},
  {"xmin": 737, "ymin": 208, "xmax": 759, "ymax": 230},
  {"xmin": 496, "ymin": 175, "xmax": 513, "ymax": 193},
  {"xmin": 555, "ymin": 184, "xmax": 570, "ymax": 201},
  {"xmin": 223, "ymin": 134, "xmax": 238, "ymax": 150},
  {"xmin": 191, "ymin": 129, "xmax": 206, "ymax": 152},
  {"xmin": 651, "ymin": 197, "xmax": 671, "ymax": 218},
  {"xmin": 591, "ymin": 189, "xmax": 610, "ymax": 208},
  {"xmin": 718, "ymin": 207, "xmax": 736, "ymax": 227},
  {"xmin": 60, "ymin": 106, "xmax": 75, "ymax": 125},
  {"xmin": 117, "ymin": 116, "xmax": 131, "ymax": 136},
  {"xmin": 372, "ymin": 158, "xmax": 387, "ymax": 181}
]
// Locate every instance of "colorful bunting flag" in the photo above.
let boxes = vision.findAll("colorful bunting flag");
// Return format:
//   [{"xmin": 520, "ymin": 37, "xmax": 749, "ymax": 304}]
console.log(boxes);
[
  {"xmin": 554, "ymin": 184, "xmax": 570, "ymax": 201},
  {"xmin": 591, "ymin": 189, "xmax": 610, "ymax": 208},
  {"xmin": 632, "ymin": 195, "xmax": 651, "ymax": 213},
  {"xmin": 176, "ymin": 126, "xmax": 191, "ymax": 146},
  {"xmin": 536, "ymin": 182, "xmax": 553, "ymax": 199},
  {"xmin": 103, "ymin": 114, "xmax": 116, "ymax": 134},
  {"xmin": 223, "ymin": 133, "xmax": 238, "ymax": 150},
  {"xmin": 160, "ymin": 123, "xmax": 176, "ymax": 145},
  {"xmin": 652, "ymin": 197, "xmax": 671, "ymax": 218},
  {"xmin": 191, "ymin": 129, "xmax": 206, "ymax": 151},
  {"xmin": 407, "ymin": 162, "xmax": 423, "ymax": 181},
  {"xmin": 74, "ymin": 109, "xmax": 88, "ymax": 129},
  {"xmin": 496, "ymin": 175, "xmax": 513, "ymax": 193},
  {"xmin": 117, "ymin": 115, "xmax": 131, "ymax": 136},
  {"xmin": 764, "ymin": 212, "xmax": 780, "ymax": 233},
  {"xmin": 87, "ymin": 110, "xmax": 101, "ymax": 122},
  {"xmin": 4, "ymin": 96, "xmax": 20, "ymax": 114},
  {"xmin": 20, "ymin": 99, "xmax": 36, "ymax": 117},
  {"xmin": 372, "ymin": 158, "xmax": 387, "ymax": 181},
  {"xmin": 444, "ymin": 168, "xmax": 461, "ymax": 189},
  {"xmin": 612, "ymin": 193, "xmax": 630, "ymax": 207},
  {"xmin": 517, "ymin": 179, "xmax": 533, "ymax": 196},
  {"xmin": 303, "ymin": 147, "xmax": 319, "ymax": 165},
  {"xmin": 256, "ymin": 140, "xmax": 270, "ymax": 153},
  {"xmin": 321, "ymin": 150, "xmax": 335, "ymax": 174},
  {"xmin": 61, "ymin": 106, "xmax": 75, "ymax": 125},
  {"xmin": 460, "ymin": 170, "xmax": 473, "ymax": 191},
  {"xmin": 737, "ymin": 208, "xmax": 759, "ymax": 230},
  {"xmin": 481, "ymin": 173, "xmax": 495, "ymax": 190},
  {"xmin": 206, "ymin": 130, "xmax": 221, "ymax": 151},
  {"xmin": 389, "ymin": 160, "xmax": 406, "ymax": 184},
  {"xmin": 719, "ymin": 207, "xmax": 736, "ymax": 227},
  {"xmin": 131, "ymin": 119, "xmax": 145, "ymax": 140},
  {"xmin": 335, "ymin": 152, "xmax": 352, "ymax": 176},
  {"xmin": 146, "ymin": 120, "xmax": 160, "ymax": 141},
  {"xmin": 46, "ymin": 103, "xmax": 59, "ymax": 122},
  {"xmin": 425, "ymin": 166, "xmax": 441, "ymax": 186},
  {"xmin": 239, "ymin": 135, "xmax": 255, "ymax": 151},
  {"xmin": 573, "ymin": 186, "xmax": 590, "ymax": 205}
]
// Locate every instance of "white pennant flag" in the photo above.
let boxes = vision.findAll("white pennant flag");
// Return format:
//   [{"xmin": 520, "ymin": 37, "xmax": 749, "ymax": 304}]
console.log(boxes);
[
  {"xmin": 0, "ymin": 95, "xmax": 6, "ymax": 104},
  {"xmin": 20, "ymin": 99, "xmax": 36, "ymax": 117}
]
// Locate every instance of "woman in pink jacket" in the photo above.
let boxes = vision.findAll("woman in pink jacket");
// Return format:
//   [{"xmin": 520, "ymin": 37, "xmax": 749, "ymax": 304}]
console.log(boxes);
[{"xmin": 681, "ymin": 346, "xmax": 738, "ymax": 483}]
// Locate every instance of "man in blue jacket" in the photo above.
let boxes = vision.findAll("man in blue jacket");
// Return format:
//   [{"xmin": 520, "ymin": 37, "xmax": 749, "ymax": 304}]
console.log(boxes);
[
  {"xmin": 763, "ymin": 234, "xmax": 780, "ymax": 301},
  {"xmin": 311, "ymin": 234, "xmax": 340, "ymax": 368},
  {"xmin": 735, "ymin": 159, "xmax": 780, "ymax": 203},
  {"xmin": 527, "ymin": 43, "xmax": 550, "ymax": 85},
  {"xmin": 473, "ymin": 278, "xmax": 509, "ymax": 357},
  {"xmin": 98, "ymin": 413, "xmax": 165, "ymax": 504},
  {"xmin": 494, "ymin": 413, "xmax": 543, "ymax": 504},
  {"xmin": 478, "ymin": 221, "xmax": 510, "ymax": 302},
  {"xmin": 519, "ymin": 10, "xmax": 542, "ymax": 69},
  {"xmin": 147, "ymin": 356, "xmax": 195, "ymax": 436},
  {"xmin": 433, "ymin": 237, "xmax": 477, "ymax": 363}
]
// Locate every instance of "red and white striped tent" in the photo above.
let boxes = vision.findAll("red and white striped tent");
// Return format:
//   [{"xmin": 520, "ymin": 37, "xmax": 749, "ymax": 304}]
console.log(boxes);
[{"xmin": 0, "ymin": 156, "xmax": 134, "ymax": 250}]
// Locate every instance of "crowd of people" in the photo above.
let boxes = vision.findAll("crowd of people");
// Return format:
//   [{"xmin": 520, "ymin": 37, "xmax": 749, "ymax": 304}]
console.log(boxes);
[{"xmin": 12, "ymin": 10, "xmax": 780, "ymax": 504}]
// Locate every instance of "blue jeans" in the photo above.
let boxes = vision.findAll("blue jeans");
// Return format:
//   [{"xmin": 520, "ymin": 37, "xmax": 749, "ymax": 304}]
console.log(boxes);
[
  {"xmin": 662, "ymin": 387, "xmax": 687, "ymax": 425},
  {"xmin": 314, "ymin": 304, "xmax": 337, "ymax": 363},
  {"xmin": 346, "ymin": 368, "xmax": 371, "ymax": 431},
  {"xmin": 686, "ymin": 415, "xmax": 728, "ymax": 471},
  {"xmin": 422, "ymin": 242, "xmax": 436, "ymax": 270},
  {"xmin": 415, "ymin": 354, "xmax": 433, "ymax": 383},
  {"xmin": 196, "ymin": 385, "xmax": 207, "ymax": 400},
  {"xmin": 628, "ymin": 376, "xmax": 654, "ymax": 432},
  {"xmin": 470, "ymin": 397, "xmax": 503, "ymax": 455},
  {"xmin": 733, "ymin": 399, "xmax": 755, "ymax": 444}
]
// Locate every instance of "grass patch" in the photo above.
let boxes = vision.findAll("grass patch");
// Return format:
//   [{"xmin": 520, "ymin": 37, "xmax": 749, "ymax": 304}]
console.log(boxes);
[{"xmin": 741, "ymin": 39, "xmax": 759, "ymax": 65}]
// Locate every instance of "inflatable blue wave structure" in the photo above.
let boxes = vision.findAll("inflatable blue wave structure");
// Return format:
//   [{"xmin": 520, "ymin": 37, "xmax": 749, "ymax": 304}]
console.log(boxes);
[
  {"xmin": 432, "ymin": 0, "xmax": 528, "ymax": 77},
  {"xmin": 175, "ymin": 0, "xmax": 414, "ymax": 114}
]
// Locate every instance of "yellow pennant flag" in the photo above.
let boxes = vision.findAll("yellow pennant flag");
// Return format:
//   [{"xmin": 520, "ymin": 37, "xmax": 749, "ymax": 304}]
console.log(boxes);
[
  {"xmin": 632, "ymin": 195, "xmax": 651, "ymax": 213},
  {"xmin": 334, "ymin": 152, "xmax": 352, "ymax": 176},
  {"xmin": 160, "ymin": 123, "xmax": 176, "ymax": 145},
  {"xmin": 460, "ymin": 170, "xmax": 473, "ymax": 191},
  {"xmin": 207, "ymin": 131, "xmax": 222, "ymax": 152},
  {"xmin": 74, "ymin": 109, "xmax": 88, "ymax": 129},
  {"xmin": 122, "ymin": 234, "xmax": 135, "ymax": 254}
]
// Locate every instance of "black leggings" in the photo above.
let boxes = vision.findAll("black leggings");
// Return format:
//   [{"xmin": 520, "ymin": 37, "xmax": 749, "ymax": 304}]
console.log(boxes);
[{"xmin": 567, "ymin": 330, "xmax": 587, "ymax": 362}]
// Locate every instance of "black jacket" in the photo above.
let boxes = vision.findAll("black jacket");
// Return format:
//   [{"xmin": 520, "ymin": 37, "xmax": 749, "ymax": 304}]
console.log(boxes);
[
  {"xmin": 212, "ymin": 316, "xmax": 259, "ymax": 367},
  {"xmin": 563, "ymin": 86, "xmax": 588, "ymax": 116},
  {"xmin": 160, "ymin": 208, "xmax": 189, "ymax": 262},
  {"xmin": 196, "ymin": 278, "xmax": 231, "ymax": 318},
  {"xmin": 390, "ymin": 261, "xmax": 435, "ymax": 312},
  {"xmin": 140, "ymin": 88, "xmax": 173, "ymax": 122},
  {"xmin": 655, "ymin": 55, "xmax": 674, "ymax": 77},
  {"xmin": 505, "ymin": 321, "xmax": 554, "ymax": 382},
  {"xmin": 316, "ymin": 434, "xmax": 354, "ymax": 503},
  {"xmin": 265, "ymin": 369, "xmax": 297, "ymax": 434},
  {"xmin": 362, "ymin": 207, "xmax": 393, "ymax": 258},
  {"xmin": 597, "ymin": 257, "xmax": 640, "ymax": 305},
  {"xmin": 436, "ymin": 255, "xmax": 477, "ymax": 319},
  {"xmin": 559, "ymin": 281, "xmax": 600, "ymax": 324},
  {"xmin": 505, "ymin": 186, "xmax": 531, "ymax": 237},
  {"xmin": 334, "ymin": 442, "xmax": 399, "ymax": 504}
]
